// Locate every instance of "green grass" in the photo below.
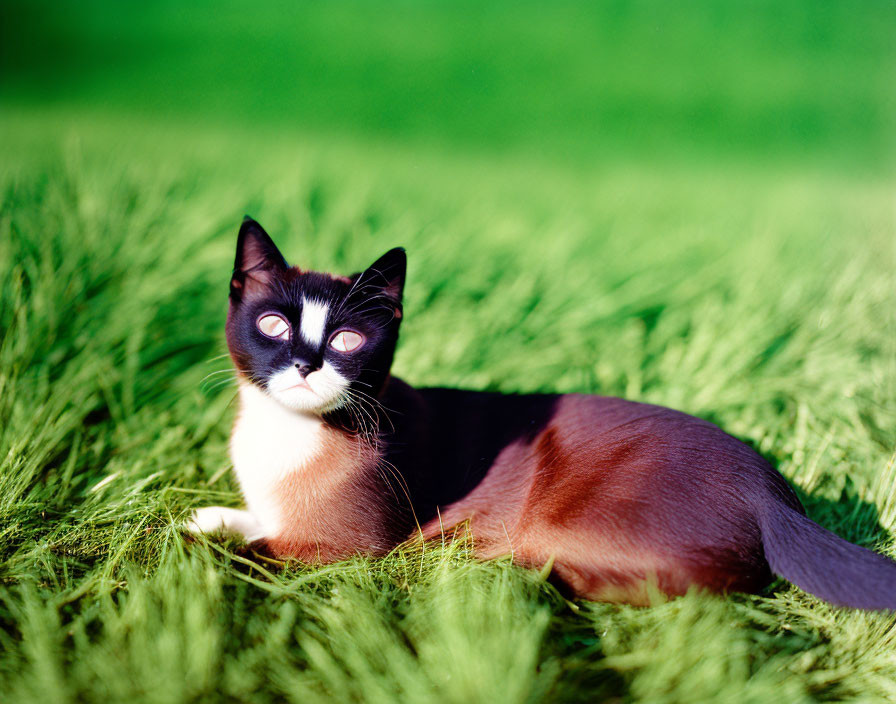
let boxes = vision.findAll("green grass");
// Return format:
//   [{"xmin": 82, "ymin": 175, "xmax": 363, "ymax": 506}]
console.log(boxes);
[{"xmin": 2, "ymin": 1, "xmax": 896, "ymax": 701}]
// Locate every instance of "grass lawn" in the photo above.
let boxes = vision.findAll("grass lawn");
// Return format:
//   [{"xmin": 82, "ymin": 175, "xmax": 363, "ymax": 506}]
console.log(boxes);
[{"xmin": 1, "ymin": 1, "xmax": 895, "ymax": 701}]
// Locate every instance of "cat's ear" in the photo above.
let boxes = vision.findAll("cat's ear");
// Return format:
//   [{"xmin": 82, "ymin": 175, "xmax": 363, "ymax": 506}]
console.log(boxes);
[
  {"xmin": 230, "ymin": 217, "xmax": 288, "ymax": 300},
  {"xmin": 351, "ymin": 247, "xmax": 406, "ymax": 314}
]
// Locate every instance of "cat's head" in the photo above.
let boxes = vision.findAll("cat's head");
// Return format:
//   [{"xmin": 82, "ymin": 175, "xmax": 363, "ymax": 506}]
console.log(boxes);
[{"xmin": 226, "ymin": 217, "xmax": 405, "ymax": 415}]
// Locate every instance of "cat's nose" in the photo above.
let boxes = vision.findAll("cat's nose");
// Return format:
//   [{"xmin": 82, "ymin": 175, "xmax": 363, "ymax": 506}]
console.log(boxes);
[{"xmin": 294, "ymin": 360, "xmax": 319, "ymax": 378}]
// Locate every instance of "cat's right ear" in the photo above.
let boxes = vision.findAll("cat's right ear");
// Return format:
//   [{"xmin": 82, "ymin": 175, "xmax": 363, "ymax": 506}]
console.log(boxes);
[{"xmin": 230, "ymin": 217, "xmax": 288, "ymax": 301}]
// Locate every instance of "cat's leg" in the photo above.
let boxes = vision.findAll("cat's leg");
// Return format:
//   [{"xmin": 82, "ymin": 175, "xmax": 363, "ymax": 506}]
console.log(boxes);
[{"xmin": 185, "ymin": 507, "xmax": 265, "ymax": 542}]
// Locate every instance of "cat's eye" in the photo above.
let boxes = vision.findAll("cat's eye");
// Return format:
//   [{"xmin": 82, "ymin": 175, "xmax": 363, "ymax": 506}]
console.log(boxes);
[
  {"xmin": 329, "ymin": 330, "xmax": 365, "ymax": 353},
  {"xmin": 257, "ymin": 314, "xmax": 290, "ymax": 340}
]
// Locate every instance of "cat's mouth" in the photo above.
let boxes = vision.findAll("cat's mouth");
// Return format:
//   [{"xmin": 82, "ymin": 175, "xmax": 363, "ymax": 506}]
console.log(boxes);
[
  {"xmin": 283, "ymin": 380, "xmax": 314, "ymax": 393},
  {"xmin": 264, "ymin": 363, "xmax": 349, "ymax": 414}
]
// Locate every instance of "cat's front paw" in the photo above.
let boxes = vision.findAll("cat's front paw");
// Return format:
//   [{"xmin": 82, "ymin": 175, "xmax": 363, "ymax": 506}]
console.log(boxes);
[
  {"xmin": 185, "ymin": 506, "xmax": 230, "ymax": 535},
  {"xmin": 184, "ymin": 506, "xmax": 265, "ymax": 542}
]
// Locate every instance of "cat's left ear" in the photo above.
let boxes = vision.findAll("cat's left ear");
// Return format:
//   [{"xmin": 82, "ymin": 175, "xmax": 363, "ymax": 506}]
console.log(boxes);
[
  {"xmin": 230, "ymin": 217, "xmax": 288, "ymax": 301},
  {"xmin": 353, "ymin": 247, "xmax": 406, "ymax": 314}
]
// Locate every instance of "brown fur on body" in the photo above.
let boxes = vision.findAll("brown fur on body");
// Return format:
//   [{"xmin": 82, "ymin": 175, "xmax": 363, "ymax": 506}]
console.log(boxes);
[
  {"xmin": 396, "ymin": 383, "xmax": 783, "ymax": 604},
  {"xmin": 258, "ymin": 425, "xmax": 396, "ymax": 563}
]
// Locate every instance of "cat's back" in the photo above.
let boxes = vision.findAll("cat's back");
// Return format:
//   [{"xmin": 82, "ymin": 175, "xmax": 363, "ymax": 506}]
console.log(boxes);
[
  {"xmin": 414, "ymin": 387, "xmax": 799, "ymax": 540},
  {"xmin": 416, "ymin": 386, "xmax": 743, "ymax": 471}
]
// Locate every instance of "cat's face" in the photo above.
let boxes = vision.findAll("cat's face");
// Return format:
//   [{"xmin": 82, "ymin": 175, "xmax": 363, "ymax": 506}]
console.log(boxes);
[{"xmin": 226, "ymin": 218, "xmax": 405, "ymax": 415}]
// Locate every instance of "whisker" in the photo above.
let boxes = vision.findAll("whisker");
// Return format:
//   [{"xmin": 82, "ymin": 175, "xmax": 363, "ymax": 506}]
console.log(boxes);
[
  {"xmin": 349, "ymin": 381, "xmax": 402, "ymax": 418},
  {"xmin": 351, "ymin": 396, "xmax": 381, "ymax": 438},
  {"xmin": 202, "ymin": 353, "xmax": 232, "ymax": 365},
  {"xmin": 346, "ymin": 394, "xmax": 377, "ymax": 438},
  {"xmin": 344, "ymin": 388, "xmax": 394, "ymax": 435},
  {"xmin": 201, "ymin": 379, "xmax": 238, "ymax": 394},
  {"xmin": 199, "ymin": 369, "xmax": 237, "ymax": 384},
  {"xmin": 373, "ymin": 455, "xmax": 420, "ymax": 533}
]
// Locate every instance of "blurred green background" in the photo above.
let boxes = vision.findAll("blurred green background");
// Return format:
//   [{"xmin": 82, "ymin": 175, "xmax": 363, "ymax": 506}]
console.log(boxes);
[
  {"xmin": 3, "ymin": 0, "xmax": 895, "ymax": 170},
  {"xmin": 2, "ymin": 2, "xmax": 896, "ymax": 703}
]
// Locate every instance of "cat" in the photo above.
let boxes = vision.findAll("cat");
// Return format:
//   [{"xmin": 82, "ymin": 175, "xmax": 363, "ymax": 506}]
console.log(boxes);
[{"xmin": 187, "ymin": 217, "xmax": 896, "ymax": 608}]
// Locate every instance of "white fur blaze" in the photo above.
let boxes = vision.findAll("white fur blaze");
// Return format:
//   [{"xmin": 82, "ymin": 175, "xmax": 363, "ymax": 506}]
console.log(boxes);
[{"xmin": 300, "ymin": 297, "xmax": 329, "ymax": 346}]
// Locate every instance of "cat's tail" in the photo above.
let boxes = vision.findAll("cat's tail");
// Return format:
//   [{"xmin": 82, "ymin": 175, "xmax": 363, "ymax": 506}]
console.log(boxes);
[{"xmin": 759, "ymin": 503, "xmax": 896, "ymax": 610}]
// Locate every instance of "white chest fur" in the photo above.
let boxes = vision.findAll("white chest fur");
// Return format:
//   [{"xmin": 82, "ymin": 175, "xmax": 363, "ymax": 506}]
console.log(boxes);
[{"xmin": 230, "ymin": 382, "xmax": 326, "ymax": 535}]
